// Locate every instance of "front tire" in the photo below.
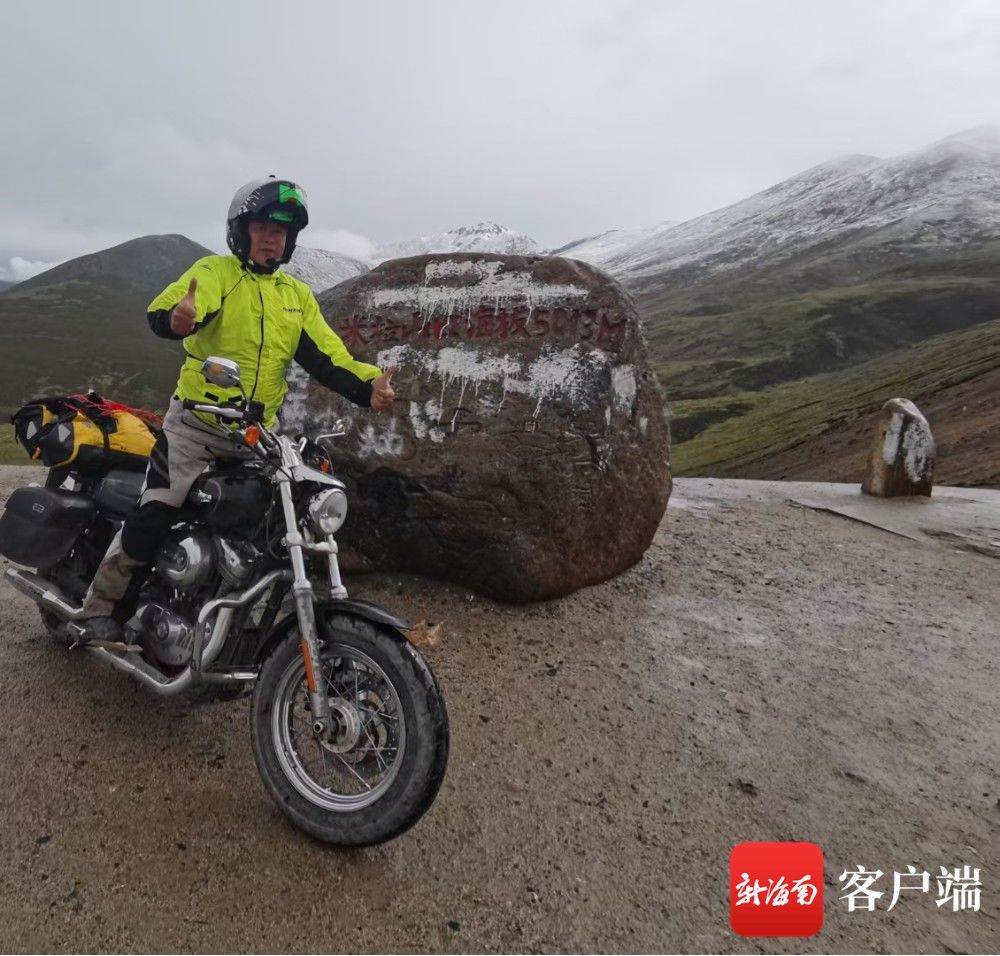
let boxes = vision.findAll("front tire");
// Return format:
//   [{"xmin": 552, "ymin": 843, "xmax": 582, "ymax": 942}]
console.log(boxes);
[{"xmin": 250, "ymin": 612, "xmax": 449, "ymax": 846}]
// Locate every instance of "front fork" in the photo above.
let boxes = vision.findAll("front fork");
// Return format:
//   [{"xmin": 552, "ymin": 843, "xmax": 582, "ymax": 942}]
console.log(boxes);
[{"xmin": 277, "ymin": 478, "xmax": 334, "ymax": 735}]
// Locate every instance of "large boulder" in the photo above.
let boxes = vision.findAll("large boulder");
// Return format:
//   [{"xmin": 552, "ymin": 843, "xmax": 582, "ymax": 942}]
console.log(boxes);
[
  {"xmin": 284, "ymin": 253, "xmax": 670, "ymax": 602},
  {"xmin": 861, "ymin": 398, "xmax": 936, "ymax": 497}
]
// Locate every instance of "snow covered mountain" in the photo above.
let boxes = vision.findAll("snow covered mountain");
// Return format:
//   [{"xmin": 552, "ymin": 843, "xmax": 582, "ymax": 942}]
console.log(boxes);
[
  {"xmin": 372, "ymin": 221, "xmax": 540, "ymax": 263},
  {"xmin": 284, "ymin": 246, "xmax": 368, "ymax": 292},
  {"xmin": 358, "ymin": 126, "xmax": 1000, "ymax": 294},
  {"xmin": 549, "ymin": 222, "xmax": 676, "ymax": 269},
  {"xmin": 599, "ymin": 127, "xmax": 1000, "ymax": 293},
  {"xmin": 289, "ymin": 225, "xmax": 541, "ymax": 290}
]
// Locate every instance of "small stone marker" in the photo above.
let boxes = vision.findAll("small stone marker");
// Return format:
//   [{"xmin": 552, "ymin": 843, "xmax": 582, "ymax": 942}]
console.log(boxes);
[{"xmin": 861, "ymin": 398, "xmax": 935, "ymax": 497}]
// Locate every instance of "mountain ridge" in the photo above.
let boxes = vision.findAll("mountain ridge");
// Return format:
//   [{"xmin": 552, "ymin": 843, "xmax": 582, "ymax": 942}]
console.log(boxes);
[
  {"xmin": 284, "ymin": 246, "xmax": 368, "ymax": 291},
  {"xmin": 371, "ymin": 220, "xmax": 539, "ymax": 263},
  {"xmin": 7, "ymin": 234, "xmax": 213, "ymax": 297},
  {"xmin": 607, "ymin": 126, "xmax": 1000, "ymax": 295}
]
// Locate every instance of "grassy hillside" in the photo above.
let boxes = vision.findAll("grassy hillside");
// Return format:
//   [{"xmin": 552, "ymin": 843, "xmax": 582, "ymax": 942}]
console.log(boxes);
[
  {"xmin": 637, "ymin": 240, "xmax": 1000, "ymax": 483},
  {"xmin": 640, "ymin": 243, "xmax": 1000, "ymax": 403},
  {"xmin": 0, "ymin": 276, "xmax": 184, "ymax": 415},
  {"xmin": 0, "ymin": 234, "xmax": 211, "ymax": 420},
  {"xmin": 0, "ymin": 426, "xmax": 42, "ymax": 467},
  {"xmin": 671, "ymin": 316, "xmax": 1000, "ymax": 476}
]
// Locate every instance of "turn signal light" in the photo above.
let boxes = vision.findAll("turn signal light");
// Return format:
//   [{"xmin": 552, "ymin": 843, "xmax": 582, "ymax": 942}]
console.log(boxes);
[{"xmin": 244, "ymin": 425, "xmax": 261, "ymax": 446}]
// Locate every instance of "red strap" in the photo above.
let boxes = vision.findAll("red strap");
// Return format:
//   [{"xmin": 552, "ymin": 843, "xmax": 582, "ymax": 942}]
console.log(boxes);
[{"xmin": 67, "ymin": 393, "xmax": 163, "ymax": 429}]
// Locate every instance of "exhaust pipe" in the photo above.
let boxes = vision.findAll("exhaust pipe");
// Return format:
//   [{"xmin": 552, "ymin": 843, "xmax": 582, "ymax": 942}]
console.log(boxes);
[
  {"xmin": 6, "ymin": 566, "xmax": 290, "ymax": 696},
  {"xmin": 5, "ymin": 568, "xmax": 87, "ymax": 620}
]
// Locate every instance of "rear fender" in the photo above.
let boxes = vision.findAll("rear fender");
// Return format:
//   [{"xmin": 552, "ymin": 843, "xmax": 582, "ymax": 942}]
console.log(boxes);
[{"xmin": 253, "ymin": 598, "xmax": 413, "ymax": 665}]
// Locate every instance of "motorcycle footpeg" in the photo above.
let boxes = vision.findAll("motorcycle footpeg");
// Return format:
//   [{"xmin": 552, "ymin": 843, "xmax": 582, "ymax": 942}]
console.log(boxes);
[
  {"xmin": 67, "ymin": 621, "xmax": 89, "ymax": 649},
  {"xmin": 67, "ymin": 622, "xmax": 142, "ymax": 653},
  {"xmin": 68, "ymin": 618, "xmax": 128, "ymax": 649}
]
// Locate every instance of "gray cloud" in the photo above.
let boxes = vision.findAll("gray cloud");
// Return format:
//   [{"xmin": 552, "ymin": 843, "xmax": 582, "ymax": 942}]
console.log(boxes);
[
  {"xmin": 2, "ymin": 0, "xmax": 999, "ymax": 266},
  {"xmin": 0, "ymin": 257, "xmax": 63, "ymax": 282}
]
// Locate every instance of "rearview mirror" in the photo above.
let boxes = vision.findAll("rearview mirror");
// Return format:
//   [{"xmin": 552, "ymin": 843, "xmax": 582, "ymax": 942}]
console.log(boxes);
[{"xmin": 202, "ymin": 357, "xmax": 243, "ymax": 391}]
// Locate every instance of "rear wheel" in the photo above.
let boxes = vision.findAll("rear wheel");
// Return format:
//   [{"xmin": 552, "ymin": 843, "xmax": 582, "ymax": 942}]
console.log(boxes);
[{"xmin": 250, "ymin": 613, "xmax": 449, "ymax": 846}]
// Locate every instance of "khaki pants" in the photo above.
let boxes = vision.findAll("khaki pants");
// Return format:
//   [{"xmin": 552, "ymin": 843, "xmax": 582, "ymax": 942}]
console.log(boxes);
[{"xmin": 81, "ymin": 398, "xmax": 252, "ymax": 617}]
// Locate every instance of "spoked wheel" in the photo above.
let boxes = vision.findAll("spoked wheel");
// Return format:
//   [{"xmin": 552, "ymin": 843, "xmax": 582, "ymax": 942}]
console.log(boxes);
[
  {"xmin": 275, "ymin": 643, "xmax": 406, "ymax": 808},
  {"xmin": 250, "ymin": 614, "xmax": 449, "ymax": 846}
]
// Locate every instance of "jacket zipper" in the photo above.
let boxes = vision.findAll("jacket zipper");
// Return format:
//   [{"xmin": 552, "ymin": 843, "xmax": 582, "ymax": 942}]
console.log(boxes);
[{"xmin": 249, "ymin": 284, "xmax": 266, "ymax": 402}]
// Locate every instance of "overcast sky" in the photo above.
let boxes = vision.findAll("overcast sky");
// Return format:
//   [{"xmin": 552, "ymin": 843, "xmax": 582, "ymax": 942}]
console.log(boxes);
[{"xmin": 2, "ymin": 0, "xmax": 999, "ymax": 279}]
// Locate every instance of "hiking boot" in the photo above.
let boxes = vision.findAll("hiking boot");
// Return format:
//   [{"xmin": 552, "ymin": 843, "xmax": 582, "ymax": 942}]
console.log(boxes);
[
  {"xmin": 69, "ymin": 616, "xmax": 123, "ymax": 647},
  {"xmin": 80, "ymin": 531, "xmax": 145, "ymax": 619}
]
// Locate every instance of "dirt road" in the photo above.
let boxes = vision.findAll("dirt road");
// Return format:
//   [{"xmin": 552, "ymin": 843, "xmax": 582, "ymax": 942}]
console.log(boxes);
[{"xmin": 1, "ymin": 466, "xmax": 997, "ymax": 953}]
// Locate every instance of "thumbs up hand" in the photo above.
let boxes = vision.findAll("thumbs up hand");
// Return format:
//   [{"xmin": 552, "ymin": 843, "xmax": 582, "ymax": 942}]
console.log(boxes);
[
  {"xmin": 170, "ymin": 278, "xmax": 199, "ymax": 335},
  {"xmin": 371, "ymin": 365, "xmax": 398, "ymax": 412}
]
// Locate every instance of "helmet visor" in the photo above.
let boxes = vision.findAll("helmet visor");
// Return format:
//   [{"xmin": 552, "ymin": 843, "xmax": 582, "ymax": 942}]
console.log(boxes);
[
  {"xmin": 239, "ymin": 180, "xmax": 308, "ymax": 226},
  {"xmin": 278, "ymin": 183, "xmax": 306, "ymax": 207}
]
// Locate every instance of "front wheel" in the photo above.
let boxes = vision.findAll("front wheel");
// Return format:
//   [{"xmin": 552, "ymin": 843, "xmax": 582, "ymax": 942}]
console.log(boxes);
[{"xmin": 250, "ymin": 613, "xmax": 449, "ymax": 846}]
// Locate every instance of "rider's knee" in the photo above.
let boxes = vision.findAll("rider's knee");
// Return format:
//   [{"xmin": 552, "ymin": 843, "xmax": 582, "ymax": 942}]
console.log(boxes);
[{"xmin": 121, "ymin": 501, "xmax": 181, "ymax": 564}]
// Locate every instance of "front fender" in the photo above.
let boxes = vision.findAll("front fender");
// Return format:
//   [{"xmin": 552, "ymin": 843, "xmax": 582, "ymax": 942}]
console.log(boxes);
[
  {"xmin": 323, "ymin": 598, "xmax": 412, "ymax": 632},
  {"xmin": 253, "ymin": 598, "xmax": 413, "ymax": 665}
]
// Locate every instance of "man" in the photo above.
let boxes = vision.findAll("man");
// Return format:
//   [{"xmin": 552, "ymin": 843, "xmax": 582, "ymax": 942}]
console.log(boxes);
[{"xmin": 79, "ymin": 176, "xmax": 395, "ymax": 641}]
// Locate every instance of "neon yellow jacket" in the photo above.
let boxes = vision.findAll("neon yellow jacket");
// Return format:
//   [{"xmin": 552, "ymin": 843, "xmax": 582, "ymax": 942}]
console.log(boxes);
[{"xmin": 148, "ymin": 255, "xmax": 380, "ymax": 427}]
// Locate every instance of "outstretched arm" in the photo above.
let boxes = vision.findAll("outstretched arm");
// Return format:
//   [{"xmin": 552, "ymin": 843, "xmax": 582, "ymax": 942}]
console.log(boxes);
[{"xmin": 295, "ymin": 292, "xmax": 384, "ymax": 407}]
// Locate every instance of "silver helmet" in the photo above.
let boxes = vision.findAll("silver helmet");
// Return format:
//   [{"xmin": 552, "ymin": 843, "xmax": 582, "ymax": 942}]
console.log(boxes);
[{"xmin": 226, "ymin": 176, "xmax": 309, "ymax": 271}]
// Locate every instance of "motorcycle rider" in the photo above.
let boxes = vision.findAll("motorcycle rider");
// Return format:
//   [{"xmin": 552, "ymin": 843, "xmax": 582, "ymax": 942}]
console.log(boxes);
[{"xmin": 78, "ymin": 176, "xmax": 396, "ymax": 642}]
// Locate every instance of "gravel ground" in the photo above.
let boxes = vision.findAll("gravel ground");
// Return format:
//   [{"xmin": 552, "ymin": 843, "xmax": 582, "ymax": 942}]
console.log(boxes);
[{"xmin": 0, "ymin": 465, "xmax": 997, "ymax": 954}]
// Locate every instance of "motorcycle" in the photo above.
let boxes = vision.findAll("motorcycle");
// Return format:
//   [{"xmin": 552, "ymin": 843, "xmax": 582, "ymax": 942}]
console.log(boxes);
[{"xmin": 0, "ymin": 357, "xmax": 449, "ymax": 846}]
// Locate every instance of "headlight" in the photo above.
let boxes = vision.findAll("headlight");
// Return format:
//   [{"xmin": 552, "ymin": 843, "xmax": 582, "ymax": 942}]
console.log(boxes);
[{"xmin": 308, "ymin": 487, "xmax": 348, "ymax": 535}]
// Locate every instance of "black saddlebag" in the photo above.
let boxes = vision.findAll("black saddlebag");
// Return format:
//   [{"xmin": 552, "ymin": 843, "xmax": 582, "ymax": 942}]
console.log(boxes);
[{"xmin": 0, "ymin": 486, "xmax": 95, "ymax": 567}]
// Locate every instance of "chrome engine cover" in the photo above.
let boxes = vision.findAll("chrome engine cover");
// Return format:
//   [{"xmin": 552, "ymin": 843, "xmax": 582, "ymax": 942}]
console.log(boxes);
[
  {"xmin": 214, "ymin": 535, "xmax": 260, "ymax": 588},
  {"xmin": 129, "ymin": 603, "xmax": 195, "ymax": 667},
  {"xmin": 155, "ymin": 531, "xmax": 214, "ymax": 589}
]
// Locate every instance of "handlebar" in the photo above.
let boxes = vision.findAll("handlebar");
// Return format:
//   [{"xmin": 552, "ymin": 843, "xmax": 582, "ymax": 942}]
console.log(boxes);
[{"xmin": 181, "ymin": 399, "xmax": 244, "ymax": 420}]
